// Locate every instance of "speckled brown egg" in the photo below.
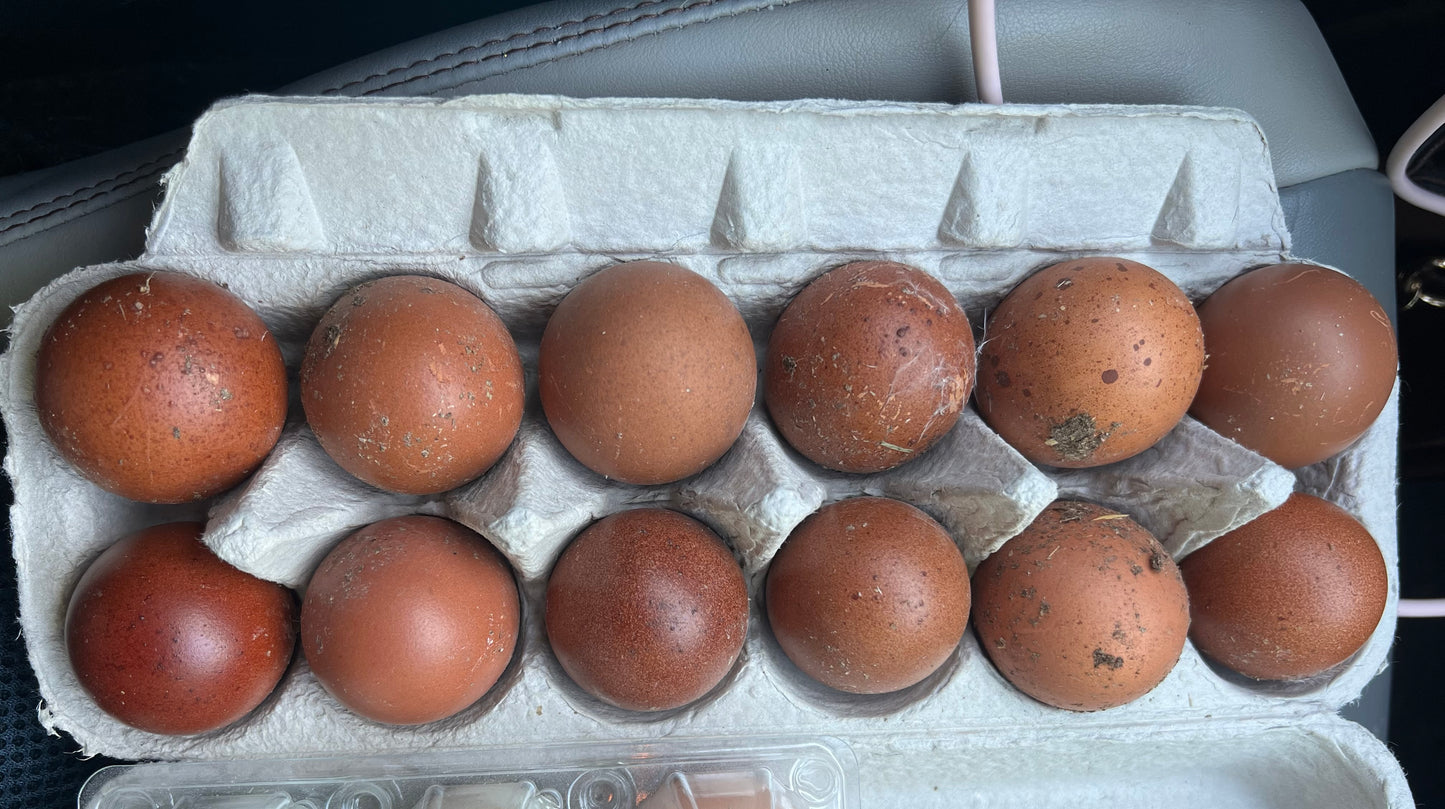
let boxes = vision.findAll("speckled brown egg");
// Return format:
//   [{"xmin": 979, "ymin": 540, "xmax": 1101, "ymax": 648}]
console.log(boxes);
[
  {"xmin": 765, "ymin": 497, "xmax": 970, "ymax": 694},
  {"xmin": 974, "ymin": 258, "xmax": 1204, "ymax": 468},
  {"xmin": 35, "ymin": 272, "xmax": 287, "ymax": 503},
  {"xmin": 765, "ymin": 261, "xmax": 975, "ymax": 473},
  {"xmin": 972, "ymin": 501, "xmax": 1190, "ymax": 711},
  {"xmin": 1181, "ymin": 493, "xmax": 1387, "ymax": 681},
  {"xmin": 301, "ymin": 276, "xmax": 524, "ymax": 495},
  {"xmin": 538, "ymin": 261, "xmax": 756, "ymax": 485},
  {"xmin": 65, "ymin": 522, "xmax": 296, "ymax": 735},
  {"xmin": 545, "ymin": 508, "xmax": 748, "ymax": 711},
  {"xmin": 301, "ymin": 516, "xmax": 520, "ymax": 725},
  {"xmin": 1189, "ymin": 263, "xmax": 1397, "ymax": 469}
]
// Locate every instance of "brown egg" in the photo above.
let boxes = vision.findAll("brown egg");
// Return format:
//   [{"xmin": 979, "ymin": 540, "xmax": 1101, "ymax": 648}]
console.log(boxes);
[
  {"xmin": 35, "ymin": 272, "xmax": 287, "ymax": 503},
  {"xmin": 301, "ymin": 516, "xmax": 520, "ymax": 725},
  {"xmin": 972, "ymin": 501, "xmax": 1190, "ymax": 711},
  {"xmin": 974, "ymin": 258, "xmax": 1204, "ymax": 468},
  {"xmin": 1189, "ymin": 263, "xmax": 1397, "ymax": 469},
  {"xmin": 539, "ymin": 262, "xmax": 756, "ymax": 485},
  {"xmin": 301, "ymin": 276, "xmax": 524, "ymax": 495},
  {"xmin": 765, "ymin": 261, "xmax": 976, "ymax": 473},
  {"xmin": 1181, "ymin": 493, "xmax": 1387, "ymax": 681},
  {"xmin": 765, "ymin": 497, "xmax": 970, "ymax": 694},
  {"xmin": 65, "ymin": 522, "xmax": 296, "ymax": 735},
  {"xmin": 545, "ymin": 508, "xmax": 748, "ymax": 711}
]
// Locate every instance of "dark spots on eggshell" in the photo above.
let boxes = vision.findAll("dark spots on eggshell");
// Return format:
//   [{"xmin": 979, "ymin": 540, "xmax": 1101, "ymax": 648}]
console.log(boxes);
[
  {"xmin": 65, "ymin": 523, "xmax": 295, "ymax": 734},
  {"xmin": 767, "ymin": 497, "xmax": 970, "ymax": 695},
  {"xmin": 971, "ymin": 500, "xmax": 1189, "ymax": 711},
  {"xmin": 765, "ymin": 261, "xmax": 975, "ymax": 474},
  {"xmin": 972, "ymin": 258, "xmax": 1204, "ymax": 469},
  {"xmin": 546, "ymin": 509, "xmax": 746, "ymax": 712},
  {"xmin": 995, "ymin": 371, "xmax": 1011, "ymax": 388},
  {"xmin": 1180, "ymin": 494, "xmax": 1387, "ymax": 681},
  {"xmin": 34, "ymin": 272, "xmax": 287, "ymax": 503}
]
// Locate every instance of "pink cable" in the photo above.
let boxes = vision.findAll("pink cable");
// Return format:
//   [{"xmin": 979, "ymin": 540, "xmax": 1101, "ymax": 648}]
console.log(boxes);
[
  {"xmin": 970, "ymin": 0, "xmax": 1004, "ymax": 104},
  {"xmin": 1398, "ymin": 598, "xmax": 1445, "ymax": 618}
]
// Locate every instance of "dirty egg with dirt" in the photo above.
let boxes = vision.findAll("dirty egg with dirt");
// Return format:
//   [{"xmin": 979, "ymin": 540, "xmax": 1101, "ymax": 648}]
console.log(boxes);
[
  {"xmin": 971, "ymin": 500, "xmax": 1190, "ymax": 711},
  {"xmin": 974, "ymin": 257, "xmax": 1204, "ymax": 469}
]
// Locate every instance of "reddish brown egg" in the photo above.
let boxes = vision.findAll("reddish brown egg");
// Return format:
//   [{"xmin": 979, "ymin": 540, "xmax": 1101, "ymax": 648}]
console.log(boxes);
[
  {"xmin": 974, "ymin": 258, "xmax": 1204, "ymax": 468},
  {"xmin": 545, "ymin": 508, "xmax": 748, "ymax": 711},
  {"xmin": 301, "ymin": 276, "xmax": 524, "ymax": 495},
  {"xmin": 1181, "ymin": 493, "xmax": 1387, "ymax": 681},
  {"xmin": 765, "ymin": 261, "xmax": 976, "ymax": 473},
  {"xmin": 1189, "ymin": 263, "xmax": 1397, "ymax": 469},
  {"xmin": 301, "ymin": 516, "xmax": 520, "ymax": 725},
  {"xmin": 765, "ymin": 497, "xmax": 970, "ymax": 694},
  {"xmin": 65, "ymin": 522, "xmax": 296, "ymax": 735},
  {"xmin": 35, "ymin": 272, "xmax": 287, "ymax": 503},
  {"xmin": 972, "ymin": 501, "xmax": 1190, "ymax": 711},
  {"xmin": 539, "ymin": 262, "xmax": 756, "ymax": 485}
]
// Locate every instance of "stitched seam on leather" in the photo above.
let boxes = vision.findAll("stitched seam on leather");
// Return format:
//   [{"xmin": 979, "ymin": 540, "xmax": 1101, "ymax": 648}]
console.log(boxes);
[
  {"xmin": 361, "ymin": 0, "xmax": 727, "ymax": 96},
  {"xmin": 418, "ymin": 0, "xmax": 787, "ymax": 97},
  {"xmin": 0, "ymin": 149, "xmax": 181, "ymax": 234},
  {"xmin": 0, "ymin": 151, "xmax": 178, "ymax": 238},
  {"xmin": 325, "ymin": 0, "xmax": 670, "ymax": 95}
]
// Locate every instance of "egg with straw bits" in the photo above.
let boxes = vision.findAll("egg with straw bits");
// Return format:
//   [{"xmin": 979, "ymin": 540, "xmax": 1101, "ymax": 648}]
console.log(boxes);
[{"xmin": 35, "ymin": 271, "xmax": 287, "ymax": 503}]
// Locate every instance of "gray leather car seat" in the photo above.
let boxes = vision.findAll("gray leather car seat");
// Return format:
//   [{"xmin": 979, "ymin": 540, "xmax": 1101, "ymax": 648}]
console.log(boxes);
[{"xmin": 0, "ymin": 1, "xmax": 1392, "ymax": 806}]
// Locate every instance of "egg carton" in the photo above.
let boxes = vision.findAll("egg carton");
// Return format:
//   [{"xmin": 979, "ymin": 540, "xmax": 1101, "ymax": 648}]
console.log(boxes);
[{"xmin": 0, "ymin": 96, "xmax": 1407, "ymax": 806}]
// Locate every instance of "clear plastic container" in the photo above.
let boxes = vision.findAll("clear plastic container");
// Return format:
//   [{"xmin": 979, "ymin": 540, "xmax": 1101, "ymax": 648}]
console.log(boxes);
[{"xmin": 78, "ymin": 737, "xmax": 857, "ymax": 809}]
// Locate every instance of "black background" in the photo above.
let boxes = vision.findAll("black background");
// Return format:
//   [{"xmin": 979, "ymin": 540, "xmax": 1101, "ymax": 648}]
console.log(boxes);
[{"xmin": 1, "ymin": 1, "xmax": 1443, "ymax": 806}]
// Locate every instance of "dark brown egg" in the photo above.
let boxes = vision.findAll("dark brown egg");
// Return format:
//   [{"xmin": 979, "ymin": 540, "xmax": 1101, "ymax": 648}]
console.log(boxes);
[
  {"xmin": 65, "ymin": 522, "xmax": 296, "ymax": 735},
  {"xmin": 301, "ymin": 276, "xmax": 524, "ymax": 495},
  {"xmin": 972, "ymin": 501, "xmax": 1190, "ymax": 711},
  {"xmin": 765, "ymin": 497, "xmax": 970, "ymax": 694},
  {"xmin": 545, "ymin": 508, "xmax": 748, "ymax": 711},
  {"xmin": 301, "ymin": 516, "xmax": 520, "ymax": 725},
  {"xmin": 1181, "ymin": 493, "xmax": 1387, "ymax": 681},
  {"xmin": 974, "ymin": 258, "xmax": 1204, "ymax": 468},
  {"xmin": 35, "ymin": 272, "xmax": 287, "ymax": 503},
  {"xmin": 538, "ymin": 261, "xmax": 756, "ymax": 485},
  {"xmin": 765, "ymin": 261, "xmax": 976, "ymax": 473},
  {"xmin": 1189, "ymin": 263, "xmax": 1397, "ymax": 469}
]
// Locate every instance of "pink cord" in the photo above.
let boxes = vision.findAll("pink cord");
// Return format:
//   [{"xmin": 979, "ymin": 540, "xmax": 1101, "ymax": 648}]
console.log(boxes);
[
  {"xmin": 970, "ymin": 0, "xmax": 1003, "ymax": 104},
  {"xmin": 1398, "ymin": 598, "xmax": 1445, "ymax": 618}
]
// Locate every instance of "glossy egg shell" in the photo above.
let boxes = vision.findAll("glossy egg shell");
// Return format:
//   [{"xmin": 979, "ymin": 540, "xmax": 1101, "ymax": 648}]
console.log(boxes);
[
  {"xmin": 65, "ymin": 522, "xmax": 296, "ymax": 735},
  {"xmin": 538, "ymin": 261, "xmax": 756, "ymax": 485},
  {"xmin": 35, "ymin": 272, "xmax": 288, "ymax": 503},
  {"xmin": 1181, "ymin": 493, "xmax": 1387, "ymax": 681},
  {"xmin": 765, "ymin": 261, "xmax": 976, "ymax": 473},
  {"xmin": 972, "ymin": 501, "xmax": 1190, "ymax": 711},
  {"xmin": 1189, "ymin": 263, "xmax": 1397, "ymax": 469},
  {"xmin": 545, "ymin": 508, "xmax": 749, "ymax": 712},
  {"xmin": 301, "ymin": 516, "xmax": 521, "ymax": 725},
  {"xmin": 301, "ymin": 276, "xmax": 525, "ymax": 495},
  {"xmin": 974, "ymin": 258, "xmax": 1204, "ymax": 468},
  {"xmin": 765, "ymin": 497, "xmax": 971, "ymax": 694}
]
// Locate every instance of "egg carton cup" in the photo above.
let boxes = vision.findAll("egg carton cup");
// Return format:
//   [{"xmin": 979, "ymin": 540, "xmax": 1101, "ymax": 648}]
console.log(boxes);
[{"xmin": 0, "ymin": 96, "xmax": 1406, "ymax": 805}]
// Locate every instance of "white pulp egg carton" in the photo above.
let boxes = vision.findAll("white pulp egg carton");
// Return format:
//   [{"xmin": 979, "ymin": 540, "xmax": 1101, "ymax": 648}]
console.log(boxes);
[{"xmin": 0, "ymin": 95, "xmax": 1409, "ymax": 807}]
